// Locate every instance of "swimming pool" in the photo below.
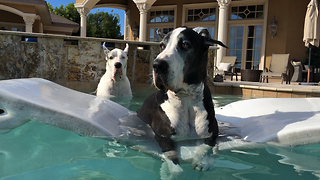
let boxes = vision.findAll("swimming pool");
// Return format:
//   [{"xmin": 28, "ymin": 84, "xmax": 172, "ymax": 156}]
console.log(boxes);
[{"xmin": 0, "ymin": 91, "xmax": 320, "ymax": 180}]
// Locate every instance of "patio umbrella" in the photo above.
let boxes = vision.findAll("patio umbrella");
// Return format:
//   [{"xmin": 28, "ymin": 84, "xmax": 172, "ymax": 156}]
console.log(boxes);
[{"xmin": 303, "ymin": 0, "xmax": 320, "ymax": 83}]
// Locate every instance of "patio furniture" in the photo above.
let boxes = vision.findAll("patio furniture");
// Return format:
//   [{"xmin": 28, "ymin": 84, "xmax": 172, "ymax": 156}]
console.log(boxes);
[
  {"xmin": 291, "ymin": 60, "xmax": 308, "ymax": 82},
  {"xmin": 214, "ymin": 56, "xmax": 238, "ymax": 81},
  {"xmin": 260, "ymin": 54, "xmax": 290, "ymax": 84},
  {"xmin": 241, "ymin": 69, "xmax": 263, "ymax": 82}
]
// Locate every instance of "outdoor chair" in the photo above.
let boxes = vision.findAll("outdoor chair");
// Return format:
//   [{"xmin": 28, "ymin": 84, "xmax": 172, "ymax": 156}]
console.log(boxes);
[
  {"xmin": 291, "ymin": 60, "xmax": 308, "ymax": 82},
  {"xmin": 260, "ymin": 54, "xmax": 290, "ymax": 84},
  {"xmin": 214, "ymin": 56, "xmax": 238, "ymax": 81}
]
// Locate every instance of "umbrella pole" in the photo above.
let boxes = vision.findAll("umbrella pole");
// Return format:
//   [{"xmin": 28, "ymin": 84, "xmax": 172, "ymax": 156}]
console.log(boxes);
[{"xmin": 307, "ymin": 45, "xmax": 312, "ymax": 83}]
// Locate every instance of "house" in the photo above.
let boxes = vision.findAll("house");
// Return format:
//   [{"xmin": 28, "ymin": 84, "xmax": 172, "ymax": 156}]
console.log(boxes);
[
  {"xmin": 75, "ymin": 0, "xmax": 310, "ymax": 73},
  {"xmin": 0, "ymin": 0, "xmax": 79, "ymax": 35}
]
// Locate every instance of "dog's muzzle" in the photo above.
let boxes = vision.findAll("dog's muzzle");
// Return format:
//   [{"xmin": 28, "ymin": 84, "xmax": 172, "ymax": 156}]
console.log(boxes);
[
  {"xmin": 153, "ymin": 59, "xmax": 169, "ymax": 91},
  {"xmin": 113, "ymin": 62, "xmax": 123, "ymax": 81}
]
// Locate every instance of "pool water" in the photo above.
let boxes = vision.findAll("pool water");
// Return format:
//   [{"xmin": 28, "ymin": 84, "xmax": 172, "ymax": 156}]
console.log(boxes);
[{"xmin": 1, "ymin": 91, "xmax": 320, "ymax": 180}]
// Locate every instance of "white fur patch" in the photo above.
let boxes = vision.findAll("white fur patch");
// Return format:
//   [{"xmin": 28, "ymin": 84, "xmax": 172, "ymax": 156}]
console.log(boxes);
[
  {"xmin": 155, "ymin": 27, "xmax": 186, "ymax": 92},
  {"xmin": 160, "ymin": 83, "xmax": 211, "ymax": 139}
]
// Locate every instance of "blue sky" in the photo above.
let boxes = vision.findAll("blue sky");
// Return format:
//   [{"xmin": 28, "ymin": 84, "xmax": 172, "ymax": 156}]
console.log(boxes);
[{"xmin": 45, "ymin": 0, "xmax": 125, "ymax": 35}]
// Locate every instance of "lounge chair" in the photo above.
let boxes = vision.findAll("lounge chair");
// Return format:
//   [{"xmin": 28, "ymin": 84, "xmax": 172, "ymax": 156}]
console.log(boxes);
[
  {"xmin": 260, "ymin": 54, "xmax": 290, "ymax": 84},
  {"xmin": 214, "ymin": 56, "xmax": 238, "ymax": 81}
]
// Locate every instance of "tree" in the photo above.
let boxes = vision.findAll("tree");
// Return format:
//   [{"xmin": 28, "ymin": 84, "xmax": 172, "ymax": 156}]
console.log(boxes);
[
  {"xmin": 87, "ymin": 10, "xmax": 122, "ymax": 39},
  {"xmin": 48, "ymin": 3, "xmax": 80, "ymax": 25},
  {"xmin": 47, "ymin": 3, "xmax": 80, "ymax": 35},
  {"xmin": 47, "ymin": 3, "xmax": 122, "ymax": 38}
]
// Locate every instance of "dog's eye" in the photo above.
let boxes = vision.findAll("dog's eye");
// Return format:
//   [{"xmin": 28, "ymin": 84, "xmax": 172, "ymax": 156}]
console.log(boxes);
[
  {"xmin": 121, "ymin": 56, "xmax": 125, "ymax": 59},
  {"xmin": 182, "ymin": 41, "xmax": 190, "ymax": 49},
  {"xmin": 109, "ymin": 56, "xmax": 114, "ymax": 59}
]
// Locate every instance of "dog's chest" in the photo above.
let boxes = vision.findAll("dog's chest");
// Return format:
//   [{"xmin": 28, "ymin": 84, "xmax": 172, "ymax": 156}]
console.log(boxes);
[{"xmin": 160, "ymin": 91, "xmax": 210, "ymax": 138}]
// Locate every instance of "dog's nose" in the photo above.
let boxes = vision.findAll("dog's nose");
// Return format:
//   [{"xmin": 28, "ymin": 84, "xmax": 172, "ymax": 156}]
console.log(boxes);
[
  {"xmin": 114, "ymin": 62, "xmax": 122, "ymax": 69},
  {"xmin": 153, "ymin": 59, "xmax": 168, "ymax": 74}
]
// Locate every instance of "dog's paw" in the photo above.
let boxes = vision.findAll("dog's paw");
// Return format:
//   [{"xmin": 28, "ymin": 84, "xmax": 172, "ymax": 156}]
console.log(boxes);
[
  {"xmin": 191, "ymin": 156, "xmax": 215, "ymax": 171},
  {"xmin": 160, "ymin": 159, "xmax": 183, "ymax": 180},
  {"xmin": 190, "ymin": 144, "xmax": 215, "ymax": 171}
]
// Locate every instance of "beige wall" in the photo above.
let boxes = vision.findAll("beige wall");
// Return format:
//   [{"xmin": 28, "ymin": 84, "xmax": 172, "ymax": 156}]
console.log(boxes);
[
  {"xmin": 266, "ymin": 0, "xmax": 309, "ymax": 63},
  {"xmin": 127, "ymin": 0, "xmax": 140, "ymax": 41}
]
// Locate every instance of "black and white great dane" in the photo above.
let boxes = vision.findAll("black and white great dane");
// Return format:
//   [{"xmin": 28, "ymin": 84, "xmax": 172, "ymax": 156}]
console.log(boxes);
[{"xmin": 137, "ymin": 27, "xmax": 227, "ymax": 172}]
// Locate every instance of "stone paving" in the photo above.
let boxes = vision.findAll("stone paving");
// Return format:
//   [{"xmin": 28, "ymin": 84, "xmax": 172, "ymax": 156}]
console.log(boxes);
[{"xmin": 211, "ymin": 78, "xmax": 320, "ymax": 98}]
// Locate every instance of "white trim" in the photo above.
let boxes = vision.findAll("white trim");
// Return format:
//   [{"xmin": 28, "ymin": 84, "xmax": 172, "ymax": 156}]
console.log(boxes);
[
  {"xmin": 75, "ymin": 0, "xmax": 99, "ymax": 10},
  {"xmin": 230, "ymin": 0, "xmax": 266, "ymax": 6},
  {"xmin": 125, "ymin": 10, "xmax": 130, "ymax": 40},
  {"xmin": 182, "ymin": 2, "xmax": 218, "ymax": 26},
  {"xmin": 260, "ymin": 0, "xmax": 268, "ymax": 70},
  {"xmin": 94, "ymin": 4, "xmax": 127, "ymax": 10},
  {"xmin": 0, "ymin": 4, "xmax": 25, "ymax": 17}
]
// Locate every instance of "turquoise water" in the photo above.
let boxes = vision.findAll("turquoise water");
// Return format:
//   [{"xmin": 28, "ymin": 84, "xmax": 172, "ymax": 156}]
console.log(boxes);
[{"xmin": 1, "ymin": 91, "xmax": 320, "ymax": 180}]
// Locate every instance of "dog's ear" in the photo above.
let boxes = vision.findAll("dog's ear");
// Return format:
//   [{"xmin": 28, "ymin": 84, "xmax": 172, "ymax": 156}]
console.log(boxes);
[
  {"xmin": 193, "ymin": 27, "xmax": 228, "ymax": 48},
  {"xmin": 156, "ymin": 29, "xmax": 166, "ymax": 40},
  {"xmin": 204, "ymin": 38, "xmax": 228, "ymax": 48},
  {"xmin": 124, "ymin": 43, "xmax": 129, "ymax": 55},
  {"xmin": 102, "ymin": 42, "xmax": 110, "ymax": 54},
  {"xmin": 193, "ymin": 27, "xmax": 211, "ymax": 38}
]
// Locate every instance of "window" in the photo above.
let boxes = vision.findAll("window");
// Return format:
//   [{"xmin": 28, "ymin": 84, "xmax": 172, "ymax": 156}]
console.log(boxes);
[
  {"xmin": 229, "ymin": 26, "xmax": 244, "ymax": 70},
  {"xmin": 148, "ymin": 6, "xmax": 176, "ymax": 42},
  {"xmin": 183, "ymin": 3, "xmax": 217, "ymax": 38},
  {"xmin": 246, "ymin": 25, "xmax": 262, "ymax": 70},
  {"xmin": 149, "ymin": 27, "xmax": 174, "ymax": 42},
  {"xmin": 149, "ymin": 10, "xmax": 174, "ymax": 23},
  {"xmin": 187, "ymin": 8, "xmax": 216, "ymax": 22},
  {"xmin": 230, "ymin": 5, "xmax": 263, "ymax": 20}
]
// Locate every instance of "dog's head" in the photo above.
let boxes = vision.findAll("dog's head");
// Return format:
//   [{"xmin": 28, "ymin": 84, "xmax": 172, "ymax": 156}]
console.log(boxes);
[
  {"xmin": 103, "ymin": 43, "xmax": 129, "ymax": 81},
  {"xmin": 153, "ymin": 27, "xmax": 227, "ymax": 93}
]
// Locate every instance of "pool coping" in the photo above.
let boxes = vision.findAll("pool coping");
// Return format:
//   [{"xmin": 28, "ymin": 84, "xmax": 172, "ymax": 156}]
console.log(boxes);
[{"xmin": 56, "ymin": 81, "xmax": 320, "ymax": 98}]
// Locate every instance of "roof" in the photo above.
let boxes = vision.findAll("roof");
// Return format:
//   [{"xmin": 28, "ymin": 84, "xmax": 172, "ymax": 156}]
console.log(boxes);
[
  {"xmin": 0, "ymin": 0, "xmax": 46, "ymax": 5},
  {"xmin": 50, "ymin": 12, "xmax": 79, "ymax": 27},
  {"xmin": 0, "ymin": 0, "xmax": 79, "ymax": 28}
]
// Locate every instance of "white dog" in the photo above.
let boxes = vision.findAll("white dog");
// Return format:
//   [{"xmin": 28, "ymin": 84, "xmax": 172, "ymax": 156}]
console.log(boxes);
[{"xmin": 96, "ymin": 43, "xmax": 132, "ymax": 97}]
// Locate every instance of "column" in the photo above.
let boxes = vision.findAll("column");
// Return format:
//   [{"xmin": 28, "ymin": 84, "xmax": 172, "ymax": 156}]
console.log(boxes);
[
  {"xmin": 23, "ymin": 15, "xmax": 36, "ymax": 33},
  {"xmin": 77, "ymin": 7, "xmax": 89, "ymax": 37},
  {"xmin": 135, "ymin": 3, "xmax": 151, "ymax": 41},
  {"xmin": 217, "ymin": 0, "xmax": 231, "ymax": 65}
]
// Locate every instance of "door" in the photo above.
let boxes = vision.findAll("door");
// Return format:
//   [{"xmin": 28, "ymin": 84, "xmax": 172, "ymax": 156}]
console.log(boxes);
[{"xmin": 228, "ymin": 24, "xmax": 262, "ymax": 71}]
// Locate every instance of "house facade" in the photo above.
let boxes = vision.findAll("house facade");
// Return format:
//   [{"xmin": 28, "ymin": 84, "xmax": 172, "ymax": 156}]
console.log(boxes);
[
  {"xmin": 0, "ymin": 0, "xmax": 79, "ymax": 35},
  {"xmin": 76, "ymin": 0, "xmax": 310, "ymax": 72}
]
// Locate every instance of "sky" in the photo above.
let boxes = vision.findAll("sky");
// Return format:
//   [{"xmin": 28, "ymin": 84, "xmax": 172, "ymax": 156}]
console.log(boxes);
[{"xmin": 45, "ymin": 0, "xmax": 125, "ymax": 35}]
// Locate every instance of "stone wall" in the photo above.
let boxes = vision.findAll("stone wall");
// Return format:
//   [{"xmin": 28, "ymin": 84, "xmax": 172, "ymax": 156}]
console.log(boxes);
[{"xmin": 0, "ymin": 30, "xmax": 217, "ymax": 91}]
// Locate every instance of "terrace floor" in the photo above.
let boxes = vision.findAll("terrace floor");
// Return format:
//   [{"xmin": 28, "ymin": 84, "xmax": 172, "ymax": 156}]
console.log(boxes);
[{"xmin": 210, "ymin": 78, "xmax": 320, "ymax": 98}]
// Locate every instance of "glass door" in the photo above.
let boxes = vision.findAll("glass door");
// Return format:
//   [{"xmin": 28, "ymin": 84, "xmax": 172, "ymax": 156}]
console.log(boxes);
[
  {"xmin": 246, "ymin": 25, "xmax": 262, "ymax": 70},
  {"xmin": 228, "ymin": 25, "xmax": 244, "ymax": 71},
  {"xmin": 228, "ymin": 24, "xmax": 262, "ymax": 70}
]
